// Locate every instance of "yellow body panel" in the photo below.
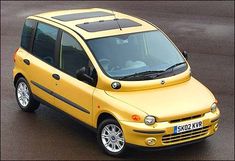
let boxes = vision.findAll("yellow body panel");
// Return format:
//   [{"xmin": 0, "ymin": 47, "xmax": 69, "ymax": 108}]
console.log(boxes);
[
  {"xmin": 29, "ymin": 55, "xmax": 58, "ymax": 105},
  {"xmin": 13, "ymin": 8, "xmax": 220, "ymax": 149},
  {"xmin": 53, "ymin": 68, "xmax": 95, "ymax": 125},
  {"xmin": 106, "ymin": 77, "xmax": 214, "ymax": 122}
]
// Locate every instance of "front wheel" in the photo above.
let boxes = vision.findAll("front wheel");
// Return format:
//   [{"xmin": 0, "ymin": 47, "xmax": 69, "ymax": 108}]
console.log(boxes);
[{"xmin": 97, "ymin": 119, "xmax": 127, "ymax": 157}]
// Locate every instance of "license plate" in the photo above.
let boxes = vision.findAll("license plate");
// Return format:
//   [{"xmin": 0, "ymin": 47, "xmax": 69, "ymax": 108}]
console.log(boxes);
[{"xmin": 174, "ymin": 121, "xmax": 203, "ymax": 134}]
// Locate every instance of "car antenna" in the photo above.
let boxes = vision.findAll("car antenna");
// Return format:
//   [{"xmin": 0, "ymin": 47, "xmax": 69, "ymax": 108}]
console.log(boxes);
[{"xmin": 112, "ymin": 10, "xmax": 122, "ymax": 31}]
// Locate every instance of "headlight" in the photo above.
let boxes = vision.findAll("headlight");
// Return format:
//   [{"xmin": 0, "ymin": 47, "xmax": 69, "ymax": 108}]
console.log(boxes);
[
  {"xmin": 144, "ymin": 115, "xmax": 156, "ymax": 125},
  {"xmin": 211, "ymin": 102, "xmax": 218, "ymax": 113}
]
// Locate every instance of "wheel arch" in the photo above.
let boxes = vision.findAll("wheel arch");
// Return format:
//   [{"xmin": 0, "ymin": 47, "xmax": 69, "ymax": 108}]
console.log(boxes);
[
  {"xmin": 96, "ymin": 112, "xmax": 118, "ymax": 128},
  {"xmin": 14, "ymin": 73, "xmax": 26, "ymax": 87}
]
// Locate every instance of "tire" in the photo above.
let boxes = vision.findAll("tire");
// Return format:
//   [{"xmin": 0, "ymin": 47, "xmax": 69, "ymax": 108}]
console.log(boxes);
[
  {"xmin": 15, "ymin": 77, "xmax": 40, "ymax": 112},
  {"xmin": 97, "ymin": 119, "xmax": 127, "ymax": 157}
]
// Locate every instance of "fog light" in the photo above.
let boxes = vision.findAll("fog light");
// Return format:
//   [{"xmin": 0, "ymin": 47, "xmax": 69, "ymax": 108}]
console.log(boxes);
[
  {"xmin": 145, "ymin": 137, "xmax": 156, "ymax": 146},
  {"xmin": 214, "ymin": 123, "xmax": 218, "ymax": 132}
]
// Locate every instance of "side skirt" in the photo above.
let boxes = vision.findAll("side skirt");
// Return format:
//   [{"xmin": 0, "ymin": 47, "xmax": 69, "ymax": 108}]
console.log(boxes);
[{"xmin": 33, "ymin": 94, "xmax": 97, "ymax": 133}]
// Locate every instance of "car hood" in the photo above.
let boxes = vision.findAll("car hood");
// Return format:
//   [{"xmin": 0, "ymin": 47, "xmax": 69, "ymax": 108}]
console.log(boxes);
[{"xmin": 105, "ymin": 77, "xmax": 215, "ymax": 122}]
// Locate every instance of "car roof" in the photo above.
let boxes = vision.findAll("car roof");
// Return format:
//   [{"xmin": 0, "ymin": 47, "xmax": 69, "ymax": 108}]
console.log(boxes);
[{"xmin": 29, "ymin": 8, "xmax": 157, "ymax": 40}]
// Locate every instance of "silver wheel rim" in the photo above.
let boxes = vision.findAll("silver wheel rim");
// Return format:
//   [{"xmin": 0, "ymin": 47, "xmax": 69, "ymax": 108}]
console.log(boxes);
[
  {"xmin": 101, "ymin": 124, "xmax": 125, "ymax": 153},
  {"xmin": 17, "ymin": 82, "xmax": 30, "ymax": 107}
]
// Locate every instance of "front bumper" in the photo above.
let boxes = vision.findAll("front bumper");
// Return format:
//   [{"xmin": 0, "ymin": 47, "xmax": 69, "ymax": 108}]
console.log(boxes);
[{"xmin": 120, "ymin": 109, "xmax": 220, "ymax": 148}]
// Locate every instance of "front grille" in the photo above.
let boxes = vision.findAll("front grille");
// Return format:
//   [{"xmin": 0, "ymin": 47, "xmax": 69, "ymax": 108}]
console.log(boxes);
[
  {"xmin": 170, "ymin": 114, "xmax": 204, "ymax": 123},
  {"xmin": 162, "ymin": 126, "xmax": 210, "ymax": 144}
]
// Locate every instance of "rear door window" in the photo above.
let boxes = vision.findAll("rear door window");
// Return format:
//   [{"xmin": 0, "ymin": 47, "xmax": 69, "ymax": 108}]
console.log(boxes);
[
  {"xmin": 32, "ymin": 22, "xmax": 58, "ymax": 66},
  {"xmin": 21, "ymin": 19, "xmax": 36, "ymax": 52}
]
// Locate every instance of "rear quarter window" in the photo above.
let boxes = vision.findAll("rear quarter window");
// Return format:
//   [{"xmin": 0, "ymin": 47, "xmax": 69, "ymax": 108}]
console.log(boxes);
[{"xmin": 21, "ymin": 19, "xmax": 36, "ymax": 52}]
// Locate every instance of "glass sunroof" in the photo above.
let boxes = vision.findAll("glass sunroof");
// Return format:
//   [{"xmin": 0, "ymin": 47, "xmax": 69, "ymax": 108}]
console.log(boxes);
[{"xmin": 76, "ymin": 19, "xmax": 141, "ymax": 32}]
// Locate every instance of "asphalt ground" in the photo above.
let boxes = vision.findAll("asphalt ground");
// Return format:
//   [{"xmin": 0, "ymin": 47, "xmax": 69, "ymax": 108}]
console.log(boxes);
[{"xmin": 1, "ymin": 1, "xmax": 234, "ymax": 160}]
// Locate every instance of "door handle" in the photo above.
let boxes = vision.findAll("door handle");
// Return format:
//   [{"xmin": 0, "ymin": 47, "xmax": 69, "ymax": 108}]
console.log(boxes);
[
  {"xmin": 52, "ymin": 74, "xmax": 60, "ymax": 80},
  {"xmin": 23, "ymin": 59, "xmax": 30, "ymax": 65}
]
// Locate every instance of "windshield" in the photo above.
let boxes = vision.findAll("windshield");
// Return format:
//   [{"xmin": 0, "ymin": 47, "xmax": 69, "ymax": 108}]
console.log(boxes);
[{"xmin": 87, "ymin": 30, "xmax": 187, "ymax": 80}]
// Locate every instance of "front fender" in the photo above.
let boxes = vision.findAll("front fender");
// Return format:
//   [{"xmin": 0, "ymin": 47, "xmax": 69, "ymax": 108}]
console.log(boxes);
[{"xmin": 92, "ymin": 88, "xmax": 147, "ymax": 128}]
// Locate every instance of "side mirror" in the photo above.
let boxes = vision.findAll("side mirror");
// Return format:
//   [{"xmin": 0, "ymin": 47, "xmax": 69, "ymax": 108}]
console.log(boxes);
[
  {"xmin": 182, "ymin": 51, "xmax": 188, "ymax": 60},
  {"xmin": 76, "ymin": 67, "xmax": 94, "ymax": 84}
]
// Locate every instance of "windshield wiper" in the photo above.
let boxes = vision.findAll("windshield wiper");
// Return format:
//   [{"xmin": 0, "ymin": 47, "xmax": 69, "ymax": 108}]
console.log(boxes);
[
  {"xmin": 165, "ymin": 62, "xmax": 186, "ymax": 72},
  {"xmin": 118, "ymin": 62, "xmax": 186, "ymax": 80},
  {"xmin": 155, "ymin": 62, "xmax": 186, "ymax": 78},
  {"xmin": 119, "ymin": 70, "xmax": 164, "ymax": 80}
]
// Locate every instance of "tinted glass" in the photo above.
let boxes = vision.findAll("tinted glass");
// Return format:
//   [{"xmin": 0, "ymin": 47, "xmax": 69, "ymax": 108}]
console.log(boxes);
[
  {"xmin": 87, "ymin": 30, "xmax": 186, "ymax": 80},
  {"xmin": 60, "ymin": 32, "xmax": 89, "ymax": 77},
  {"xmin": 77, "ymin": 19, "xmax": 141, "ymax": 32},
  {"xmin": 21, "ymin": 19, "xmax": 36, "ymax": 51},
  {"xmin": 32, "ymin": 23, "xmax": 58, "ymax": 65}
]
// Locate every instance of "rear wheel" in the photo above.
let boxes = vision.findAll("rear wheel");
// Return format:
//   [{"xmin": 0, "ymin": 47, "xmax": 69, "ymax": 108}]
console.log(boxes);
[
  {"xmin": 15, "ymin": 77, "xmax": 40, "ymax": 112},
  {"xmin": 97, "ymin": 119, "xmax": 127, "ymax": 157}
]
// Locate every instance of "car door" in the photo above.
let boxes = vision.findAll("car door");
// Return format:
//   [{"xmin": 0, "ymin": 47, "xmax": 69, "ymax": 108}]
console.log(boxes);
[
  {"xmin": 53, "ymin": 31, "xmax": 96, "ymax": 125},
  {"xmin": 27, "ymin": 22, "xmax": 59, "ymax": 105}
]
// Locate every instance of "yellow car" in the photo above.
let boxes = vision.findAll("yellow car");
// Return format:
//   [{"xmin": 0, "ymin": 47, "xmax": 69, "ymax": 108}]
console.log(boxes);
[{"xmin": 13, "ymin": 8, "xmax": 220, "ymax": 156}]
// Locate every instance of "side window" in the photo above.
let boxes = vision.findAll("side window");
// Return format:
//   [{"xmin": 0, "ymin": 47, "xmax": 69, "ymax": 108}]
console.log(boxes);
[
  {"xmin": 21, "ymin": 19, "xmax": 36, "ymax": 52},
  {"xmin": 60, "ymin": 32, "xmax": 89, "ymax": 77},
  {"xmin": 32, "ymin": 22, "xmax": 58, "ymax": 66},
  {"xmin": 60, "ymin": 32, "xmax": 97, "ymax": 86}
]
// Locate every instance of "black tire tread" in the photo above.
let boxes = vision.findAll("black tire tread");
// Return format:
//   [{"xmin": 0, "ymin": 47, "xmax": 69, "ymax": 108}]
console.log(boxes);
[{"xmin": 15, "ymin": 77, "xmax": 40, "ymax": 112}]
